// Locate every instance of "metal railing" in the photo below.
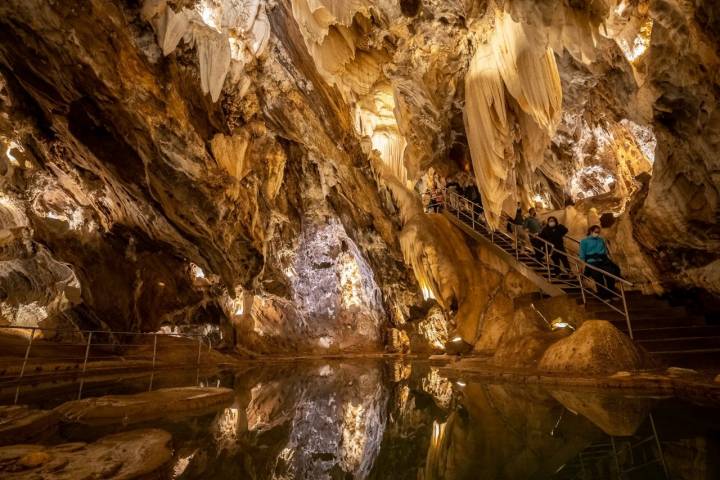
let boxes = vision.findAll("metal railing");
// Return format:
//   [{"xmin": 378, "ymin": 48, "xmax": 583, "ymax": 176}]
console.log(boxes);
[
  {"xmin": 436, "ymin": 189, "xmax": 635, "ymax": 338},
  {"xmin": 0, "ymin": 325, "xmax": 214, "ymax": 402}
]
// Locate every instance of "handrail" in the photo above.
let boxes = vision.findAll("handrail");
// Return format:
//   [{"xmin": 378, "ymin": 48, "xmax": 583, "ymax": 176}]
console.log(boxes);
[
  {"xmin": 438, "ymin": 189, "xmax": 631, "ymax": 285},
  {"xmin": 498, "ymin": 211, "xmax": 581, "ymax": 246},
  {"xmin": 1, "ymin": 324, "xmax": 214, "ymax": 402},
  {"xmin": 438, "ymin": 188, "xmax": 634, "ymax": 339},
  {"xmin": 0, "ymin": 325, "xmax": 207, "ymax": 336}
]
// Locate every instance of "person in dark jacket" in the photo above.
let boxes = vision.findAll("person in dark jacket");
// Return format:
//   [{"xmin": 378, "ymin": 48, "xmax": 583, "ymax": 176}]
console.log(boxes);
[
  {"xmin": 539, "ymin": 216, "xmax": 571, "ymax": 275},
  {"xmin": 524, "ymin": 208, "xmax": 544, "ymax": 260},
  {"xmin": 579, "ymin": 225, "xmax": 621, "ymax": 299}
]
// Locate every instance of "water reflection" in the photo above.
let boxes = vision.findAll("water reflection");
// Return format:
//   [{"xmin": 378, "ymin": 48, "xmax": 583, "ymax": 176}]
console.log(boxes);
[{"xmin": 3, "ymin": 360, "xmax": 720, "ymax": 479}]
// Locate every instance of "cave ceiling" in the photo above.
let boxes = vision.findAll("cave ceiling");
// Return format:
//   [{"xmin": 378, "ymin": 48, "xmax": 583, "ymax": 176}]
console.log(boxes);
[{"xmin": 0, "ymin": 0, "xmax": 718, "ymax": 351}]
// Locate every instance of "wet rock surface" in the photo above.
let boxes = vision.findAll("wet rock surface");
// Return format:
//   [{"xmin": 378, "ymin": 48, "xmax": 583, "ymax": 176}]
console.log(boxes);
[
  {"xmin": 55, "ymin": 386, "xmax": 234, "ymax": 425},
  {"xmin": 0, "ymin": 405, "xmax": 59, "ymax": 445},
  {"xmin": 0, "ymin": 428, "xmax": 172, "ymax": 479}
]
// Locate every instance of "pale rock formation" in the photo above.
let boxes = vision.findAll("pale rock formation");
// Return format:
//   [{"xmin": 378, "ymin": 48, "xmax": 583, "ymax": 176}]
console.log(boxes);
[
  {"xmin": 193, "ymin": 362, "xmax": 389, "ymax": 479},
  {"xmin": 464, "ymin": 11, "xmax": 563, "ymax": 228},
  {"xmin": 143, "ymin": 0, "xmax": 271, "ymax": 101}
]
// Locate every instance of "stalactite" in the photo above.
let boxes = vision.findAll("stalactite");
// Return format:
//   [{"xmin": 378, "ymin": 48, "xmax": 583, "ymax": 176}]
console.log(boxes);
[
  {"xmin": 493, "ymin": 13, "xmax": 563, "ymax": 135},
  {"xmin": 464, "ymin": 12, "xmax": 563, "ymax": 228},
  {"xmin": 464, "ymin": 43, "xmax": 513, "ymax": 229},
  {"xmin": 356, "ymin": 84, "xmax": 409, "ymax": 185},
  {"xmin": 143, "ymin": 0, "xmax": 271, "ymax": 102}
]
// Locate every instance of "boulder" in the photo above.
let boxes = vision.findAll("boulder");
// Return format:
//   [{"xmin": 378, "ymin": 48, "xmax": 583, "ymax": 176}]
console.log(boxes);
[
  {"xmin": 550, "ymin": 389, "xmax": 652, "ymax": 436},
  {"xmin": 492, "ymin": 331, "xmax": 562, "ymax": 368},
  {"xmin": 538, "ymin": 320, "xmax": 648, "ymax": 374}
]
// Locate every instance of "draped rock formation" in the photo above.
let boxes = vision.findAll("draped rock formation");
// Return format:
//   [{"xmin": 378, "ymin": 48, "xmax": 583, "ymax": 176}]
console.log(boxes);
[{"xmin": 464, "ymin": 11, "xmax": 563, "ymax": 228}]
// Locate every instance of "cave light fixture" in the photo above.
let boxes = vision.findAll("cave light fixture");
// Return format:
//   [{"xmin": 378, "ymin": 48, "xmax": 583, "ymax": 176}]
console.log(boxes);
[{"xmin": 551, "ymin": 319, "xmax": 575, "ymax": 331}]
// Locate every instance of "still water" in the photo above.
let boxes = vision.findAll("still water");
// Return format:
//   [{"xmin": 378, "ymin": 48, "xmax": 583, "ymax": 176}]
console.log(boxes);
[{"xmin": 4, "ymin": 359, "xmax": 720, "ymax": 479}]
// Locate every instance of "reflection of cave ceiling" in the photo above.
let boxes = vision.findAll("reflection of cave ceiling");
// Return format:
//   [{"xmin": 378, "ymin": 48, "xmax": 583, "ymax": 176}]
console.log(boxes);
[{"xmin": 0, "ymin": 0, "xmax": 718, "ymax": 349}]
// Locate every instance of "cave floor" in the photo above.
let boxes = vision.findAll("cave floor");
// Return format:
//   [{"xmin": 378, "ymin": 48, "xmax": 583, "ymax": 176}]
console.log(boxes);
[{"xmin": 2, "ymin": 358, "xmax": 720, "ymax": 479}]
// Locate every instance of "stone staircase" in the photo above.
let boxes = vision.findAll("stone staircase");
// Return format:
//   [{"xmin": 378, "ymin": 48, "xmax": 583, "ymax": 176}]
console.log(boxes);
[{"xmin": 441, "ymin": 190, "xmax": 720, "ymax": 368}]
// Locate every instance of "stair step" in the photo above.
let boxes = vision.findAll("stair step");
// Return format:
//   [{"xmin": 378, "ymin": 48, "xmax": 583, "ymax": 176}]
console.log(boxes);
[
  {"xmin": 637, "ymin": 337, "xmax": 720, "ymax": 352},
  {"xmin": 589, "ymin": 309, "xmax": 691, "ymax": 320},
  {"xmin": 608, "ymin": 316, "xmax": 703, "ymax": 328},
  {"xmin": 630, "ymin": 325, "xmax": 720, "ymax": 340},
  {"xmin": 447, "ymin": 195, "xmax": 718, "ymax": 368}
]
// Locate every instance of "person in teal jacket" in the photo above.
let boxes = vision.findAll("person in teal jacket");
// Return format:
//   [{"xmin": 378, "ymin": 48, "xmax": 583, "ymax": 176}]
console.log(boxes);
[{"xmin": 580, "ymin": 225, "xmax": 621, "ymax": 299}]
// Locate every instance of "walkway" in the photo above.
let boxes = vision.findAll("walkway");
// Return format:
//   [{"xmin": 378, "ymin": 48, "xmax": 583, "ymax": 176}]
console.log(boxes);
[{"xmin": 439, "ymin": 189, "xmax": 720, "ymax": 367}]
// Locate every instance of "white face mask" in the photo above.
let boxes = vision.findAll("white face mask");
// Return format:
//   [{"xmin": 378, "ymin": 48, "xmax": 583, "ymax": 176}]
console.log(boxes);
[
  {"xmin": 548, "ymin": 221, "xmax": 556, "ymax": 227},
  {"xmin": 591, "ymin": 232, "xmax": 600, "ymax": 238}
]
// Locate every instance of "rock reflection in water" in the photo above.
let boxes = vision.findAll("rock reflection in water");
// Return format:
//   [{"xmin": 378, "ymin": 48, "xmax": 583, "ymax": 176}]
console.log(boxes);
[
  {"xmin": 13, "ymin": 361, "xmax": 716, "ymax": 479},
  {"xmin": 165, "ymin": 361, "xmax": 719, "ymax": 480},
  {"xmin": 418, "ymin": 383, "xmax": 652, "ymax": 479},
  {"xmin": 178, "ymin": 362, "xmax": 388, "ymax": 479}
]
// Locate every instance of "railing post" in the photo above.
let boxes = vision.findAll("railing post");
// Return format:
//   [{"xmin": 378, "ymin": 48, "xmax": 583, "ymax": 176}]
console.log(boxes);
[
  {"xmin": 619, "ymin": 283, "xmax": 633, "ymax": 339},
  {"xmin": 649, "ymin": 413, "xmax": 669, "ymax": 478},
  {"xmin": 545, "ymin": 243, "xmax": 552, "ymax": 280},
  {"xmin": 14, "ymin": 327, "xmax": 36, "ymax": 404},
  {"xmin": 514, "ymin": 226, "xmax": 519, "ymax": 260},
  {"xmin": 81, "ymin": 331, "xmax": 93, "ymax": 374},
  {"xmin": 77, "ymin": 331, "xmax": 93, "ymax": 400},
  {"xmin": 152, "ymin": 333, "xmax": 158, "ymax": 369},
  {"xmin": 577, "ymin": 267, "xmax": 587, "ymax": 305},
  {"xmin": 196, "ymin": 336, "xmax": 202, "ymax": 366}
]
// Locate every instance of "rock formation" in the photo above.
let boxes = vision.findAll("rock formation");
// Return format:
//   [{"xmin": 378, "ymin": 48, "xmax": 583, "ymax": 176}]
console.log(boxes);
[{"xmin": 0, "ymin": 0, "xmax": 717, "ymax": 354}]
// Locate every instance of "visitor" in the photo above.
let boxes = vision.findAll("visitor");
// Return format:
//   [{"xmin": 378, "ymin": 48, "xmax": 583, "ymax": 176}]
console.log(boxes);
[
  {"xmin": 431, "ymin": 188, "xmax": 444, "ymax": 213},
  {"xmin": 508, "ymin": 203, "xmax": 523, "ymax": 235},
  {"xmin": 539, "ymin": 216, "xmax": 571, "ymax": 276},
  {"xmin": 579, "ymin": 225, "xmax": 621, "ymax": 300},
  {"xmin": 524, "ymin": 208, "xmax": 543, "ymax": 260}
]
